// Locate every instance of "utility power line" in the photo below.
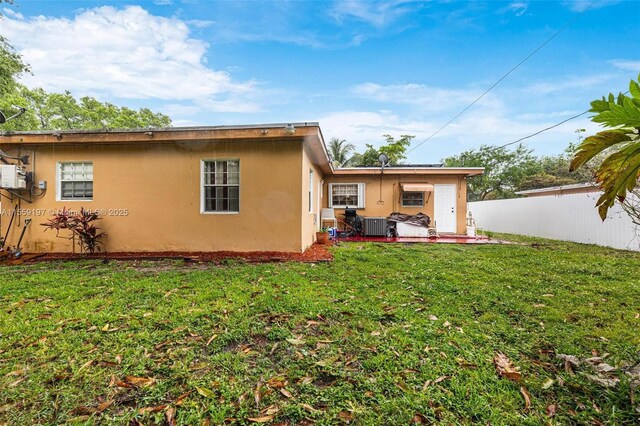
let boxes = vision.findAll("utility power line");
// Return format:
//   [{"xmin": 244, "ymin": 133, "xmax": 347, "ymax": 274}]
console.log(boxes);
[
  {"xmin": 406, "ymin": 0, "xmax": 599, "ymax": 155},
  {"xmin": 496, "ymin": 110, "xmax": 589, "ymax": 149}
]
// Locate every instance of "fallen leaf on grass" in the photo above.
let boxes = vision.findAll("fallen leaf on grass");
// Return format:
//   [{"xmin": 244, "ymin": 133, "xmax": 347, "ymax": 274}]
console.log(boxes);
[
  {"xmin": 395, "ymin": 381, "xmax": 411, "ymax": 393},
  {"xmin": 428, "ymin": 315, "xmax": 438, "ymax": 321},
  {"xmin": 339, "ymin": 410, "xmax": 354, "ymax": 422},
  {"xmin": 286, "ymin": 338, "xmax": 306, "ymax": 346},
  {"xmin": 520, "ymin": 386, "xmax": 532, "ymax": 411},
  {"xmin": 301, "ymin": 403, "xmax": 321, "ymax": 414},
  {"xmin": 455, "ymin": 358, "xmax": 478, "ymax": 369},
  {"xmin": 493, "ymin": 352, "xmax": 522, "ymax": 382},
  {"xmin": 77, "ymin": 359, "xmax": 95, "ymax": 372},
  {"xmin": 119, "ymin": 376, "xmax": 156, "ymax": 388},
  {"xmin": 254, "ymin": 379, "xmax": 263, "ymax": 409},
  {"xmin": 279, "ymin": 388, "xmax": 293, "ymax": 399},
  {"xmin": 248, "ymin": 415, "xmax": 274, "ymax": 423},
  {"xmin": 546, "ymin": 403, "xmax": 557, "ymax": 417},
  {"xmin": 541, "ymin": 378, "xmax": 554, "ymax": 389},
  {"xmin": 165, "ymin": 406, "xmax": 176, "ymax": 426},
  {"xmin": 266, "ymin": 376, "xmax": 287, "ymax": 389},
  {"xmin": 196, "ymin": 386, "xmax": 216, "ymax": 398},
  {"xmin": 139, "ymin": 405, "xmax": 168, "ymax": 414},
  {"xmin": 412, "ymin": 413, "xmax": 428, "ymax": 424},
  {"xmin": 206, "ymin": 334, "xmax": 218, "ymax": 346},
  {"xmin": 8, "ymin": 376, "xmax": 26, "ymax": 388}
]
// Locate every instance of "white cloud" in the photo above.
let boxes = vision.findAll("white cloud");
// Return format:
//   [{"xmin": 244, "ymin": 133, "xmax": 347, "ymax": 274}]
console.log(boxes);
[
  {"xmin": 0, "ymin": 6, "xmax": 259, "ymax": 112},
  {"xmin": 329, "ymin": 0, "xmax": 419, "ymax": 28},
  {"xmin": 318, "ymin": 107, "xmax": 599, "ymax": 163},
  {"xmin": 351, "ymin": 82, "xmax": 501, "ymax": 112},
  {"xmin": 562, "ymin": 0, "xmax": 620, "ymax": 12},
  {"xmin": 609, "ymin": 59, "xmax": 640, "ymax": 72},
  {"xmin": 524, "ymin": 74, "xmax": 616, "ymax": 95},
  {"xmin": 507, "ymin": 1, "xmax": 529, "ymax": 16}
]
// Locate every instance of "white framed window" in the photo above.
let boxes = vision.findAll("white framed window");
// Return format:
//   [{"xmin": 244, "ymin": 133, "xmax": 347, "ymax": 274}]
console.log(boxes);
[
  {"xmin": 329, "ymin": 183, "xmax": 365, "ymax": 209},
  {"xmin": 201, "ymin": 159, "xmax": 240, "ymax": 214},
  {"xmin": 402, "ymin": 191, "xmax": 424, "ymax": 207},
  {"xmin": 57, "ymin": 162, "xmax": 93, "ymax": 201}
]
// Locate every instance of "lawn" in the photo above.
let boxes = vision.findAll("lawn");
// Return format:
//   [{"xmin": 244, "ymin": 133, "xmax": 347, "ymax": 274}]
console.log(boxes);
[{"xmin": 1, "ymin": 237, "xmax": 639, "ymax": 425}]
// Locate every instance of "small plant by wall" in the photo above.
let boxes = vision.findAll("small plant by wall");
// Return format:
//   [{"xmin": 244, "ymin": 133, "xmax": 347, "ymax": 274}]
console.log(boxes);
[{"xmin": 41, "ymin": 207, "xmax": 106, "ymax": 254}]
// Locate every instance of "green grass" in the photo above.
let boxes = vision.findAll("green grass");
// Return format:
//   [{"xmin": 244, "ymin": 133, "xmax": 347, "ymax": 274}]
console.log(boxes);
[{"xmin": 1, "ymin": 236, "xmax": 639, "ymax": 425}]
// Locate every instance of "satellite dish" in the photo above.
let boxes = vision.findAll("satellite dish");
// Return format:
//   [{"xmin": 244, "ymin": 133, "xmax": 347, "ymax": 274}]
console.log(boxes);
[
  {"xmin": 378, "ymin": 153, "xmax": 389, "ymax": 165},
  {"xmin": 0, "ymin": 111, "xmax": 6, "ymax": 124}
]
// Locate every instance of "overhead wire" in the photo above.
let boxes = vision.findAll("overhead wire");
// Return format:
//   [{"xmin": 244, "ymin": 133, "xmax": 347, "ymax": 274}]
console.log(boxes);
[{"xmin": 405, "ymin": 0, "xmax": 600, "ymax": 156}]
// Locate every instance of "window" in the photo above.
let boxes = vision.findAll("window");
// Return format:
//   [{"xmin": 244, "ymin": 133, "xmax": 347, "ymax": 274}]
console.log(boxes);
[
  {"xmin": 58, "ymin": 162, "xmax": 93, "ymax": 201},
  {"xmin": 329, "ymin": 183, "xmax": 365, "ymax": 208},
  {"xmin": 309, "ymin": 169, "xmax": 314, "ymax": 213},
  {"xmin": 202, "ymin": 160, "xmax": 239, "ymax": 213},
  {"xmin": 402, "ymin": 191, "xmax": 424, "ymax": 207}
]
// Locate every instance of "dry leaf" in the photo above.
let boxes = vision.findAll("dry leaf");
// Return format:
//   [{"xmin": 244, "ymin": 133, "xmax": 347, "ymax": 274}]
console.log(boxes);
[
  {"xmin": 493, "ymin": 352, "xmax": 522, "ymax": 382},
  {"xmin": 428, "ymin": 315, "xmax": 438, "ymax": 321},
  {"xmin": 280, "ymin": 388, "xmax": 293, "ymax": 398},
  {"xmin": 301, "ymin": 403, "xmax": 321, "ymax": 414},
  {"xmin": 266, "ymin": 376, "xmax": 287, "ymax": 389},
  {"xmin": 139, "ymin": 405, "xmax": 168, "ymax": 414},
  {"xmin": 370, "ymin": 331, "xmax": 381, "ymax": 336},
  {"xmin": 254, "ymin": 379, "xmax": 263, "ymax": 409},
  {"xmin": 338, "ymin": 410, "xmax": 354, "ymax": 422},
  {"xmin": 206, "ymin": 334, "xmax": 218, "ymax": 346},
  {"xmin": 286, "ymin": 338, "xmax": 306, "ymax": 346},
  {"xmin": 546, "ymin": 403, "xmax": 557, "ymax": 417},
  {"xmin": 124, "ymin": 376, "xmax": 156, "ymax": 388},
  {"xmin": 542, "ymin": 378, "xmax": 554, "ymax": 389},
  {"xmin": 248, "ymin": 415, "xmax": 274, "ymax": 423},
  {"xmin": 455, "ymin": 358, "xmax": 478, "ymax": 369},
  {"xmin": 412, "ymin": 413, "xmax": 428, "ymax": 424},
  {"xmin": 520, "ymin": 386, "xmax": 532, "ymax": 411},
  {"xmin": 165, "ymin": 406, "xmax": 176, "ymax": 426}
]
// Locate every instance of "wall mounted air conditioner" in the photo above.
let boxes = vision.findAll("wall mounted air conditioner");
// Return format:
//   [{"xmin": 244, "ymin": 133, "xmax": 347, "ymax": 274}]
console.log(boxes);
[{"xmin": 0, "ymin": 165, "xmax": 27, "ymax": 189}]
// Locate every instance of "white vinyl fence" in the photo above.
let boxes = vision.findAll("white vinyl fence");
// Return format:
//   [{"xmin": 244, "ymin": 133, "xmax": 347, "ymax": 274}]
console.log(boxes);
[{"xmin": 469, "ymin": 192, "xmax": 640, "ymax": 252}]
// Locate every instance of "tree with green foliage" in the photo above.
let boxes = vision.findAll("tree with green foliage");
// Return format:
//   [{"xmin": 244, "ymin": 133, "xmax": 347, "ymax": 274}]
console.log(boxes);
[
  {"xmin": 356, "ymin": 134, "xmax": 414, "ymax": 166},
  {"xmin": 0, "ymin": 4, "xmax": 171, "ymax": 131},
  {"xmin": 328, "ymin": 137, "xmax": 356, "ymax": 168},
  {"xmin": 570, "ymin": 73, "xmax": 640, "ymax": 220},
  {"xmin": 443, "ymin": 144, "xmax": 540, "ymax": 200},
  {"xmin": 517, "ymin": 141, "xmax": 599, "ymax": 191}
]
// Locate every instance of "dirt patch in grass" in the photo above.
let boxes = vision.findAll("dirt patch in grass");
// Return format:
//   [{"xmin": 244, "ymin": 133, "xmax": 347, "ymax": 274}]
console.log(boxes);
[{"xmin": 1, "ymin": 243, "xmax": 333, "ymax": 266}]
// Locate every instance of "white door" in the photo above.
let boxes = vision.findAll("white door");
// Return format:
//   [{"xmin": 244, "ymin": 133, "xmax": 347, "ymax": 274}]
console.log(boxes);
[{"xmin": 434, "ymin": 184, "xmax": 457, "ymax": 233}]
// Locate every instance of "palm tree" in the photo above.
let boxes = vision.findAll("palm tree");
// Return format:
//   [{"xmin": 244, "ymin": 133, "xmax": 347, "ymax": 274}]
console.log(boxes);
[{"xmin": 328, "ymin": 137, "xmax": 356, "ymax": 167}]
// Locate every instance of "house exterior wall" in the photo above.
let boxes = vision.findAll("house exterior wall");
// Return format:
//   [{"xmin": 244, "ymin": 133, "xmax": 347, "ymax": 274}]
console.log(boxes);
[
  {"xmin": 0, "ymin": 139, "xmax": 306, "ymax": 253},
  {"xmin": 324, "ymin": 174, "xmax": 468, "ymax": 234},
  {"xmin": 301, "ymin": 143, "xmax": 324, "ymax": 251}
]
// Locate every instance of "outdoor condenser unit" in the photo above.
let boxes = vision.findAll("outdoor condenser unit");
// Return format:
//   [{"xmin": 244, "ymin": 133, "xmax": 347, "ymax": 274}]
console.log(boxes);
[
  {"xmin": 0, "ymin": 165, "xmax": 27, "ymax": 189},
  {"xmin": 363, "ymin": 217, "xmax": 387, "ymax": 237}
]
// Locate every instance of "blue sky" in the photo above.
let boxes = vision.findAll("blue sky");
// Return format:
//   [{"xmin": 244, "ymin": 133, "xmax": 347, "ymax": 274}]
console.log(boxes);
[{"xmin": 1, "ymin": 0, "xmax": 639, "ymax": 162}]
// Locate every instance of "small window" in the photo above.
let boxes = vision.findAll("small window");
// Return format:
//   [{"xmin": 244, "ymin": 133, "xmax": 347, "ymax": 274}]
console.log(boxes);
[
  {"xmin": 202, "ymin": 160, "xmax": 240, "ymax": 213},
  {"xmin": 329, "ymin": 183, "xmax": 365, "ymax": 209},
  {"xmin": 402, "ymin": 191, "xmax": 424, "ymax": 207},
  {"xmin": 58, "ymin": 162, "xmax": 93, "ymax": 201}
]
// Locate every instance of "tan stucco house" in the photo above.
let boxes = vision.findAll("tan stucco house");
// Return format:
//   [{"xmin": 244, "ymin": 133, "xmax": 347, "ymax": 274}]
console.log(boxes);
[{"xmin": 0, "ymin": 123, "xmax": 483, "ymax": 253}]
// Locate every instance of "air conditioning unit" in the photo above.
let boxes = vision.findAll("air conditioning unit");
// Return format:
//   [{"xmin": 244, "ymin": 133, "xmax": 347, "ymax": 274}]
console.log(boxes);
[
  {"xmin": 363, "ymin": 217, "xmax": 387, "ymax": 236},
  {"xmin": 0, "ymin": 165, "xmax": 27, "ymax": 189}
]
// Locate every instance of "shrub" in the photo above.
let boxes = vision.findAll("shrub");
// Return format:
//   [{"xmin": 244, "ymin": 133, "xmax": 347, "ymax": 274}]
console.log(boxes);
[{"xmin": 41, "ymin": 207, "xmax": 106, "ymax": 253}]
